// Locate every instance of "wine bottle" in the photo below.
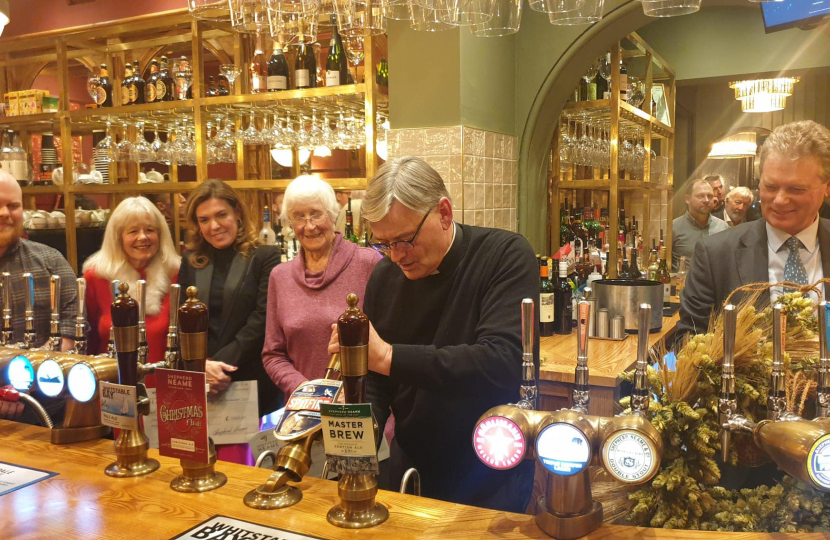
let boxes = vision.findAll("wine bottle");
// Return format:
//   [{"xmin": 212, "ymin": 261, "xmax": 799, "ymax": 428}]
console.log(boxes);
[
  {"xmin": 145, "ymin": 59, "xmax": 160, "ymax": 103},
  {"xmin": 376, "ymin": 58, "xmax": 389, "ymax": 86},
  {"xmin": 205, "ymin": 76, "xmax": 217, "ymax": 97},
  {"xmin": 344, "ymin": 197, "xmax": 359, "ymax": 243},
  {"xmin": 540, "ymin": 257, "xmax": 555, "ymax": 338},
  {"xmin": 217, "ymin": 74, "xmax": 230, "ymax": 96},
  {"xmin": 157, "ymin": 56, "xmax": 174, "ymax": 102},
  {"xmin": 267, "ymin": 41, "xmax": 289, "ymax": 92},
  {"xmin": 121, "ymin": 63, "xmax": 134, "ymax": 107},
  {"xmin": 595, "ymin": 71, "xmax": 608, "ymax": 102},
  {"xmin": 259, "ymin": 206, "xmax": 277, "ymax": 246},
  {"xmin": 250, "ymin": 34, "xmax": 266, "ymax": 94},
  {"xmin": 326, "ymin": 16, "xmax": 348, "ymax": 87},
  {"xmin": 98, "ymin": 63, "xmax": 113, "ymax": 107},
  {"xmin": 619, "ymin": 258, "xmax": 631, "ymax": 279},
  {"xmin": 553, "ymin": 261, "xmax": 573, "ymax": 335},
  {"xmin": 601, "ymin": 53, "xmax": 611, "ymax": 99},
  {"xmin": 619, "ymin": 59, "xmax": 628, "ymax": 102},
  {"xmin": 132, "ymin": 61, "xmax": 145, "ymax": 105},
  {"xmin": 629, "ymin": 247, "xmax": 641, "ymax": 279},
  {"xmin": 294, "ymin": 38, "xmax": 316, "ymax": 89},
  {"xmin": 657, "ymin": 246, "xmax": 671, "ymax": 307},
  {"xmin": 646, "ymin": 248, "xmax": 659, "ymax": 281}
]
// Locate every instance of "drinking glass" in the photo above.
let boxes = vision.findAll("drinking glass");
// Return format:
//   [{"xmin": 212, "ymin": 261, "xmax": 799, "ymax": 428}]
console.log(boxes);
[
  {"xmin": 172, "ymin": 58, "xmax": 193, "ymax": 101},
  {"xmin": 626, "ymin": 77, "xmax": 646, "ymax": 108},
  {"xmin": 470, "ymin": 0, "xmax": 520, "ymax": 36},
  {"xmin": 95, "ymin": 121, "xmax": 117, "ymax": 162},
  {"xmin": 548, "ymin": 0, "xmax": 603, "ymax": 25},
  {"xmin": 220, "ymin": 64, "xmax": 242, "ymax": 88},
  {"xmin": 87, "ymin": 74, "xmax": 100, "ymax": 108},
  {"xmin": 132, "ymin": 123, "xmax": 154, "ymax": 163}
]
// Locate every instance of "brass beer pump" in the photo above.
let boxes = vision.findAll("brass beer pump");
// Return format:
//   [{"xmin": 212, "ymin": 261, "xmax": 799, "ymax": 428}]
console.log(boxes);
[
  {"xmin": 719, "ymin": 303, "xmax": 830, "ymax": 491},
  {"xmin": 473, "ymin": 301, "xmax": 663, "ymax": 540},
  {"xmin": 817, "ymin": 301, "xmax": 830, "ymax": 418},
  {"xmin": 326, "ymin": 293, "xmax": 389, "ymax": 529},
  {"xmin": 20, "ymin": 272, "xmax": 36, "ymax": 349},
  {"xmin": 170, "ymin": 286, "xmax": 227, "ymax": 492},
  {"xmin": 46, "ymin": 275, "xmax": 62, "ymax": 351},
  {"xmin": 1, "ymin": 272, "xmax": 12, "ymax": 346},
  {"xmin": 104, "ymin": 282, "xmax": 160, "ymax": 477}
]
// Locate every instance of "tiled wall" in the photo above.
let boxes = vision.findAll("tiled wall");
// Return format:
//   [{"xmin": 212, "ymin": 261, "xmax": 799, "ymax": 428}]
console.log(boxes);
[{"xmin": 386, "ymin": 126, "xmax": 519, "ymax": 232}]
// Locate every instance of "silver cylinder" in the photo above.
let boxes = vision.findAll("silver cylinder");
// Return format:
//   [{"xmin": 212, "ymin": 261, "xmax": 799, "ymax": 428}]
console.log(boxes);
[
  {"xmin": 610, "ymin": 316, "xmax": 625, "ymax": 340},
  {"xmin": 593, "ymin": 279, "xmax": 663, "ymax": 333},
  {"xmin": 597, "ymin": 309, "xmax": 610, "ymax": 338},
  {"xmin": 587, "ymin": 298, "xmax": 597, "ymax": 337}
]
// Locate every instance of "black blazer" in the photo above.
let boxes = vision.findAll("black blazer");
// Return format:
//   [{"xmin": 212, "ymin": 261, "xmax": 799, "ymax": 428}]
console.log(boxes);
[
  {"xmin": 678, "ymin": 218, "xmax": 830, "ymax": 337},
  {"xmin": 178, "ymin": 244, "xmax": 281, "ymax": 416}
]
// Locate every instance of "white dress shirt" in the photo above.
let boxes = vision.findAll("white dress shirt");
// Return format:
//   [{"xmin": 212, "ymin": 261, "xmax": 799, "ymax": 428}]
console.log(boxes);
[{"xmin": 767, "ymin": 215, "xmax": 823, "ymax": 302}]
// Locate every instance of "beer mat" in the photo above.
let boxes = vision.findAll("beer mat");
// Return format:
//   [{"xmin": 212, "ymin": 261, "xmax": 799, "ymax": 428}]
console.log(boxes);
[
  {"xmin": 0, "ymin": 461, "xmax": 58, "ymax": 496},
  {"xmin": 663, "ymin": 303, "xmax": 680, "ymax": 317},
  {"xmin": 171, "ymin": 515, "xmax": 324, "ymax": 540}
]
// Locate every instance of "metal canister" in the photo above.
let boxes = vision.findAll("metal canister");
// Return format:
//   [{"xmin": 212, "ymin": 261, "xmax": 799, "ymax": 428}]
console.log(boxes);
[
  {"xmin": 597, "ymin": 308, "xmax": 610, "ymax": 338},
  {"xmin": 611, "ymin": 315, "xmax": 625, "ymax": 340},
  {"xmin": 587, "ymin": 298, "xmax": 598, "ymax": 337}
]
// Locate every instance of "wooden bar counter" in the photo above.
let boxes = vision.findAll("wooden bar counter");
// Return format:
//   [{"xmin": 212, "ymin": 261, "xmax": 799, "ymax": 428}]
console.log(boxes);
[
  {"xmin": 1, "ymin": 420, "xmax": 827, "ymax": 539},
  {"xmin": 538, "ymin": 310, "xmax": 680, "ymax": 416}
]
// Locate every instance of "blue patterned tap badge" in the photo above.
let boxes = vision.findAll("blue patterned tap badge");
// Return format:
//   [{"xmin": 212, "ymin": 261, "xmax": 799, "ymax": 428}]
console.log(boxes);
[
  {"xmin": 808, "ymin": 433, "xmax": 830, "ymax": 490},
  {"xmin": 536, "ymin": 422, "xmax": 590, "ymax": 476}
]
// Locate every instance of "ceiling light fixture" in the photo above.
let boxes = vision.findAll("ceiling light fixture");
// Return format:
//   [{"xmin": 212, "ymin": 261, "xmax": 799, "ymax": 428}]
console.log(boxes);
[
  {"xmin": 708, "ymin": 131, "xmax": 757, "ymax": 159},
  {"xmin": 729, "ymin": 77, "xmax": 800, "ymax": 113},
  {"xmin": 0, "ymin": 0, "xmax": 10, "ymax": 38}
]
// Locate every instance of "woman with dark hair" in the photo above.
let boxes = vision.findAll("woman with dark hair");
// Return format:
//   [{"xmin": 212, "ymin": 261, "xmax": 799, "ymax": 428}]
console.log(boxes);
[{"xmin": 179, "ymin": 180, "xmax": 281, "ymax": 423}]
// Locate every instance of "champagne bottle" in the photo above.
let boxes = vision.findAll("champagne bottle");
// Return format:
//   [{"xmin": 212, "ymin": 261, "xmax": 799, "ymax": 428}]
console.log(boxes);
[
  {"xmin": 553, "ymin": 261, "xmax": 573, "ymax": 335},
  {"xmin": 619, "ymin": 258, "xmax": 631, "ymax": 279},
  {"xmin": 540, "ymin": 257, "xmax": 555, "ymax": 338},
  {"xmin": 326, "ymin": 16, "xmax": 348, "ymax": 87},
  {"xmin": 132, "ymin": 61, "xmax": 145, "ymax": 105},
  {"xmin": 259, "ymin": 206, "xmax": 277, "ymax": 246},
  {"xmin": 145, "ymin": 59, "xmax": 160, "ymax": 103},
  {"xmin": 267, "ymin": 41, "xmax": 289, "ymax": 92},
  {"xmin": 344, "ymin": 197, "xmax": 359, "ymax": 243},
  {"xmin": 121, "ymin": 63, "xmax": 134, "ymax": 106},
  {"xmin": 595, "ymin": 70, "xmax": 608, "ymax": 102},
  {"xmin": 294, "ymin": 38, "xmax": 316, "ymax": 89},
  {"xmin": 98, "ymin": 63, "xmax": 113, "ymax": 107},
  {"xmin": 250, "ymin": 34, "xmax": 266, "ymax": 94},
  {"xmin": 657, "ymin": 246, "xmax": 671, "ymax": 307},
  {"xmin": 157, "ymin": 56, "xmax": 174, "ymax": 102},
  {"xmin": 629, "ymin": 246, "xmax": 641, "ymax": 279}
]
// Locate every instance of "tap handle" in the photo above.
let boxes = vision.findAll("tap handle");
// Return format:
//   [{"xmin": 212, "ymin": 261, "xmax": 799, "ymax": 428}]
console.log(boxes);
[
  {"xmin": 168, "ymin": 283, "xmax": 181, "ymax": 328},
  {"xmin": 572, "ymin": 300, "xmax": 591, "ymax": 413},
  {"xmin": 576, "ymin": 300, "xmax": 590, "ymax": 362},
  {"xmin": 772, "ymin": 303, "xmax": 785, "ymax": 368},
  {"xmin": 179, "ymin": 286, "xmax": 209, "ymax": 373},
  {"xmin": 76, "ymin": 278, "xmax": 86, "ymax": 318},
  {"xmin": 769, "ymin": 303, "xmax": 787, "ymax": 420},
  {"xmin": 111, "ymin": 282, "xmax": 139, "ymax": 386},
  {"xmin": 818, "ymin": 302, "xmax": 830, "ymax": 418},
  {"xmin": 722, "ymin": 304, "xmax": 736, "ymax": 375},
  {"xmin": 521, "ymin": 298, "xmax": 534, "ymax": 358},
  {"xmin": 50, "ymin": 275, "xmax": 60, "ymax": 317},
  {"xmin": 110, "ymin": 279, "xmax": 121, "ymax": 301},
  {"xmin": 23, "ymin": 273, "xmax": 34, "ymax": 314},
  {"xmin": 820, "ymin": 301, "xmax": 829, "ymax": 361},
  {"xmin": 636, "ymin": 303, "xmax": 651, "ymax": 371},
  {"xmin": 2, "ymin": 272, "xmax": 11, "ymax": 313},
  {"xmin": 136, "ymin": 279, "xmax": 147, "ymax": 325},
  {"xmin": 518, "ymin": 298, "xmax": 537, "ymax": 410}
]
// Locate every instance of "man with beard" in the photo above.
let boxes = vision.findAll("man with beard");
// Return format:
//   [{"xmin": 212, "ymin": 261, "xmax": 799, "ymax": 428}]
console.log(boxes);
[
  {"xmin": 0, "ymin": 172, "xmax": 77, "ymax": 421},
  {"xmin": 671, "ymin": 179, "xmax": 728, "ymax": 271}
]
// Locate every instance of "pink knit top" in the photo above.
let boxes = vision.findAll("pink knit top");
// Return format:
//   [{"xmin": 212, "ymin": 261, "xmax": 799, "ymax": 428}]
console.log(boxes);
[{"xmin": 262, "ymin": 233, "xmax": 381, "ymax": 396}]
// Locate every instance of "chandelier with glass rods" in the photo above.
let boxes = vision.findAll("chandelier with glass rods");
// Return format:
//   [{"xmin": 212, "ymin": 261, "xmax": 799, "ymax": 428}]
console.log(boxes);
[{"xmin": 729, "ymin": 77, "xmax": 800, "ymax": 113}]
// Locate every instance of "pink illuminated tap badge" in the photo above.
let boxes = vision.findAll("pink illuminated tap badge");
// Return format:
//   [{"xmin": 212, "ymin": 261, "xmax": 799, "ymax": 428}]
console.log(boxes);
[{"xmin": 473, "ymin": 416, "xmax": 526, "ymax": 470}]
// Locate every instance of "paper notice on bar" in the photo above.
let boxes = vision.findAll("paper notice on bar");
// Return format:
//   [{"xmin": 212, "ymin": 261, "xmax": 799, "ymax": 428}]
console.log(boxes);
[
  {"xmin": 144, "ymin": 381, "xmax": 259, "ymax": 447},
  {"xmin": 0, "ymin": 461, "xmax": 58, "ymax": 497}
]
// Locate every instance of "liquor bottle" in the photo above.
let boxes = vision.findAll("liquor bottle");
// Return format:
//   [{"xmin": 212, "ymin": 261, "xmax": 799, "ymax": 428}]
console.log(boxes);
[
  {"xmin": 376, "ymin": 58, "xmax": 389, "ymax": 86},
  {"xmin": 619, "ymin": 59, "xmax": 628, "ymax": 102},
  {"xmin": 646, "ymin": 248, "xmax": 659, "ymax": 281},
  {"xmin": 629, "ymin": 246, "xmax": 641, "ymax": 279},
  {"xmin": 619, "ymin": 258, "xmax": 631, "ymax": 279},
  {"xmin": 344, "ymin": 197, "xmax": 359, "ymax": 243},
  {"xmin": 217, "ymin": 74, "xmax": 230, "ymax": 96},
  {"xmin": 121, "ymin": 64, "xmax": 134, "ymax": 106},
  {"xmin": 596, "ymin": 70, "xmax": 608, "ymax": 102},
  {"xmin": 132, "ymin": 61, "xmax": 145, "ymax": 105},
  {"xmin": 676, "ymin": 256, "xmax": 688, "ymax": 296},
  {"xmin": 98, "ymin": 63, "xmax": 113, "ymax": 107},
  {"xmin": 540, "ymin": 257, "xmax": 555, "ymax": 337},
  {"xmin": 560, "ymin": 203, "xmax": 574, "ymax": 247},
  {"xmin": 575, "ymin": 253, "xmax": 594, "ymax": 288},
  {"xmin": 601, "ymin": 53, "xmax": 611, "ymax": 99},
  {"xmin": 657, "ymin": 246, "xmax": 672, "ymax": 307},
  {"xmin": 267, "ymin": 41, "xmax": 289, "ymax": 92},
  {"xmin": 578, "ymin": 75, "xmax": 589, "ymax": 102},
  {"xmin": 554, "ymin": 261, "xmax": 573, "ymax": 335},
  {"xmin": 659, "ymin": 228, "xmax": 665, "ymax": 250},
  {"xmin": 157, "ymin": 56, "xmax": 175, "ymax": 102},
  {"xmin": 259, "ymin": 207, "xmax": 277, "ymax": 246},
  {"xmin": 250, "ymin": 34, "xmax": 266, "ymax": 94},
  {"xmin": 205, "ymin": 76, "xmax": 217, "ymax": 97},
  {"xmin": 145, "ymin": 59, "xmax": 160, "ymax": 103},
  {"xmin": 0, "ymin": 131, "xmax": 12, "ymax": 178},
  {"xmin": 572, "ymin": 211, "xmax": 588, "ymax": 255},
  {"xmin": 326, "ymin": 16, "xmax": 348, "ymax": 87},
  {"xmin": 276, "ymin": 230, "xmax": 287, "ymax": 263},
  {"xmin": 295, "ymin": 38, "xmax": 316, "ymax": 89}
]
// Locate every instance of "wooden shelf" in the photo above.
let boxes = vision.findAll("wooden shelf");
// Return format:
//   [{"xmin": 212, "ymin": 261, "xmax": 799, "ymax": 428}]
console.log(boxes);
[
  {"xmin": 24, "ymin": 178, "xmax": 368, "ymax": 194},
  {"xmin": 21, "ymin": 185, "xmax": 62, "ymax": 195},
  {"xmin": 562, "ymin": 99, "xmax": 673, "ymax": 139},
  {"xmin": 0, "ymin": 113, "xmax": 60, "ymax": 132}
]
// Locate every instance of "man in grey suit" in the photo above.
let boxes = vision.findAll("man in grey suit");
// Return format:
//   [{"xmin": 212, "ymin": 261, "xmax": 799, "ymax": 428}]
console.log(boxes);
[{"xmin": 678, "ymin": 120, "xmax": 830, "ymax": 337}]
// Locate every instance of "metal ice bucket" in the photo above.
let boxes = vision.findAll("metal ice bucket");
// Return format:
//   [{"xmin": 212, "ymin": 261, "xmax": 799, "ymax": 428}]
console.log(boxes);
[{"xmin": 593, "ymin": 279, "xmax": 663, "ymax": 333}]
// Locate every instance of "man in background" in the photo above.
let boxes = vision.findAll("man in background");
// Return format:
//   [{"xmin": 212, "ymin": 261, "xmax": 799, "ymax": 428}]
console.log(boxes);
[
  {"xmin": 705, "ymin": 174, "xmax": 726, "ymax": 220},
  {"xmin": 672, "ymin": 179, "xmax": 728, "ymax": 270},
  {"xmin": 723, "ymin": 186, "xmax": 754, "ymax": 227}
]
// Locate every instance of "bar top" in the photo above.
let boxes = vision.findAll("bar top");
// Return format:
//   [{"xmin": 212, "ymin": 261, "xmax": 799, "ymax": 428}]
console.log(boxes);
[
  {"xmin": 1, "ymin": 420, "xmax": 827, "ymax": 539},
  {"xmin": 539, "ymin": 311, "xmax": 680, "ymax": 387}
]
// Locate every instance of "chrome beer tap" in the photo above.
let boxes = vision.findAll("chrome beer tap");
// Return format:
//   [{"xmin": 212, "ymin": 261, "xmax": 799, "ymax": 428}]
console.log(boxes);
[
  {"xmin": 517, "ymin": 298, "xmax": 538, "ymax": 411},
  {"xmin": 71, "ymin": 278, "xmax": 87, "ymax": 355},
  {"xmin": 163, "ymin": 284, "xmax": 181, "ymax": 370},
  {"xmin": 104, "ymin": 280, "xmax": 120, "ymax": 358},
  {"xmin": 572, "ymin": 300, "xmax": 589, "ymax": 414},
  {"xmin": 718, "ymin": 304, "xmax": 739, "ymax": 462},
  {"xmin": 631, "ymin": 303, "xmax": 652, "ymax": 416},
  {"xmin": 136, "ymin": 279, "xmax": 148, "ymax": 366},
  {"xmin": 2, "ymin": 272, "xmax": 12, "ymax": 346},
  {"xmin": 817, "ymin": 301, "xmax": 830, "ymax": 418},
  {"xmin": 768, "ymin": 303, "xmax": 789, "ymax": 421},
  {"xmin": 21, "ymin": 273, "xmax": 35, "ymax": 349},
  {"xmin": 46, "ymin": 275, "xmax": 61, "ymax": 351}
]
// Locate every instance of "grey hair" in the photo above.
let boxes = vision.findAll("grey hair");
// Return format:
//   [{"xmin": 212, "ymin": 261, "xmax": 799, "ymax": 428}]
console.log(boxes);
[
  {"xmin": 280, "ymin": 175, "xmax": 341, "ymax": 227},
  {"xmin": 759, "ymin": 120, "xmax": 830, "ymax": 183},
  {"xmin": 363, "ymin": 156, "xmax": 451, "ymax": 223},
  {"xmin": 725, "ymin": 186, "xmax": 754, "ymax": 204}
]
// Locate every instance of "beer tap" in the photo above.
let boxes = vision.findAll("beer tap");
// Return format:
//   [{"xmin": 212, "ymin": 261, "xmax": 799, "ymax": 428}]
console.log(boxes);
[
  {"xmin": 719, "ymin": 304, "xmax": 739, "ymax": 463},
  {"xmin": 518, "ymin": 298, "xmax": 538, "ymax": 411},
  {"xmin": 768, "ymin": 303, "xmax": 790, "ymax": 421},
  {"xmin": 104, "ymin": 281, "xmax": 159, "ymax": 478},
  {"xmin": 104, "ymin": 280, "xmax": 120, "ymax": 358},
  {"xmin": 47, "ymin": 275, "xmax": 61, "ymax": 351},
  {"xmin": 71, "ymin": 278, "xmax": 87, "ymax": 355},
  {"xmin": 163, "ymin": 284, "xmax": 181, "ymax": 370},
  {"xmin": 21, "ymin": 272, "xmax": 35, "ymax": 349},
  {"xmin": 572, "ymin": 300, "xmax": 589, "ymax": 414},
  {"xmin": 136, "ymin": 280, "xmax": 148, "ymax": 366},
  {"xmin": 631, "ymin": 303, "xmax": 652, "ymax": 416},
  {"xmin": 2, "ymin": 272, "xmax": 12, "ymax": 346},
  {"xmin": 472, "ymin": 302, "xmax": 662, "ymax": 540},
  {"xmin": 816, "ymin": 301, "xmax": 830, "ymax": 418}
]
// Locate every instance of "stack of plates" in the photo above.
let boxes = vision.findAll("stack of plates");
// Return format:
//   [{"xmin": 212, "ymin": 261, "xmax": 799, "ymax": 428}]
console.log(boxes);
[{"xmin": 93, "ymin": 149, "xmax": 110, "ymax": 183}]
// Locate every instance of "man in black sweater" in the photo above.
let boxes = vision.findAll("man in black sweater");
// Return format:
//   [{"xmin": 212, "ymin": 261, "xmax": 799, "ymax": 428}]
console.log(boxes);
[{"xmin": 329, "ymin": 157, "xmax": 538, "ymax": 513}]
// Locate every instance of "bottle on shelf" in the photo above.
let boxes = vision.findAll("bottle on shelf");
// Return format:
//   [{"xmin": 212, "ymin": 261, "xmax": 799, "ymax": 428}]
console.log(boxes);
[
  {"xmin": 250, "ymin": 34, "xmax": 266, "ymax": 94},
  {"xmin": 175, "ymin": 56, "xmax": 191, "ymax": 100},
  {"xmin": 601, "ymin": 52, "xmax": 611, "ymax": 99},
  {"xmin": 656, "ymin": 246, "xmax": 671, "ymax": 308},
  {"xmin": 259, "ymin": 206, "xmax": 277, "ymax": 246},
  {"xmin": 97, "ymin": 63, "xmax": 113, "ymax": 107},
  {"xmin": 145, "ymin": 59, "xmax": 160, "ymax": 103},
  {"xmin": 376, "ymin": 57, "xmax": 389, "ymax": 86},
  {"xmin": 575, "ymin": 253, "xmax": 594, "ymax": 288},
  {"xmin": 217, "ymin": 74, "xmax": 230, "ymax": 96},
  {"xmin": 205, "ymin": 76, "xmax": 218, "ymax": 97},
  {"xmin": 326, "ymin": 16, "xmax": 348, "ymax": 87},
  {"xmin": 344, "ymin": 197, "xmax": 359, "ymax": 243},
  {"xmin": 157, "ymin": 56, "xmax": 175, "ymax": 102},
  {"xmin": 646, "ymin": 247, "xmax": 659, "ymax": 281},
  {"xmin": 619, "ymin": 257, "xmax": 631, "ymax": 279},
  {"xmin": 132, "ymin": 61, "xmax": 145, "ymax": 105},
  {"xmin": 619, "ymin": 59, "xmax": 628, "ymax": 102},
  {"xmin": 295, "ymin": 37, "xmax": 317, "ymax": 89},
  {"xmin": 629, "ymin": 245, "xmax": 641, "ymax": 279},
  {"xmin": 554, "ymin": 260, "xmax": 573, "ymax": 335},
  {"xmin": 676, "ymin": 255, "xmax": 688, "ymax": 296},
  {"xmin": 275, "ymin": 229, "xmax": 287, "ymax": 263},
  {"xmin": 121, "ymin": 63, "xmax": 134, "ymax": 107},
  {"xmin": 540, "ymin": 257, "xmax": 555, "ymax": 338},
  {"xmin": 9, "ymin": 132, "xmax": 28, "ymax": 185},
  {"xmin": 267, "ymin": 40, "xmax": 289, "ymax": 92},
  {"xmin": 560, "ymin": 202, "xmax": 574, "ymax": 247},
  {"xmin": 0, "ymin": 131, "xmax": 13, "ymax": 178},
  {"xmin": 38, "ymin": 133, "xmax": 57, "ymax": 186}
]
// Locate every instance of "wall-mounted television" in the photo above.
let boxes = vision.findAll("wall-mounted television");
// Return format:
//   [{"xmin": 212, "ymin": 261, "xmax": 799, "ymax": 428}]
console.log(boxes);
[{"xmin": 762, "ymin": 0, "xmax": 830, "ymax": 33}]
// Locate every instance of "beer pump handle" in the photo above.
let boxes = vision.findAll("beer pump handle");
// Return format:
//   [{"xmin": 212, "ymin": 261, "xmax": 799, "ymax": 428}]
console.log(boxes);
[
  {"xmin": 48, "ymin": 275, "xmax": 61, "ymax": 349},
  {"xmin": 73, "ymin": 278, "xmax": 87, "ymax": 355},
  {"xmin": 572, "ymin": 300, "xmax": 590, "ymax": 413},
  {"xmin": 719, "ymin": 304, "xmax": 738, "ymax": 462},
  {"xmin": 136, "ymin": 279, "xmax": 148, "ymax": 365},
  {"xmin": 817, "ymin": 301, "xmax": 830, "ymax": 418},
  {"xmin": 631, "ymin": 303, "xmax": 651, "ymax": 415},
  {"xmin": 2, "ymin": 272, "xmax": 12, "ymax": 345},
  {"xmin": 111, "ymin": 281, "xmax": 139, "ymax": 387},
  {"xmin": 338, "ymin": 293, "xmax": 369, "ymax": 404},
  {"xmin": 178, "ymin": 286, "xmax": 208, "ymax": 373},
  {"xmin": 769, "ymin": 303, "xmax": 787, "ymax": 421},
  {"xmin": 168, "ymin": 283, "xmax": 180, "ymax": 330},
  {"xmin": 22, "ymin": 272, "xmax": 35, "ymax": 348},
  {"xmin": 518, "ymin": 298, "xmax": 537, "ymax": 411}
]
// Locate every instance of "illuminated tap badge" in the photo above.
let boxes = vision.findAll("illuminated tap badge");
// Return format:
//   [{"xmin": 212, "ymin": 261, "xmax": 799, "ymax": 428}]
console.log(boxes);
[
  {"xmin": 808, "ymin": 433, "xmax": 830, "ymax": 490},
  {"xmin": 275, "ymin": 378, "xmax": 342, "ymax": 442},
  {"xmin": 473, "ymin": 416, "xmax": 526, "ymax": 470},
  {"xmin": 536, "ymin": 423, "xmax": 590, "ymax": 476},
  {"xmin": 602, "ymin": 430, "xmax": 657, "ymax": 483},
  {"xmin": 36, "ymin": 359, "xmax": 64, "ymax": 398},
  {"xmin": 7, "ymin": 356, "xmax": 34, "ymax": 392}
]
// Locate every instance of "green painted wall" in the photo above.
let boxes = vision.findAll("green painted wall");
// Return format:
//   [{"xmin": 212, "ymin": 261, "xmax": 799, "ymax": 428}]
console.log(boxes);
[{"xmin": 460, "ymin": 31, "xmax": 517, "ymax": 136}]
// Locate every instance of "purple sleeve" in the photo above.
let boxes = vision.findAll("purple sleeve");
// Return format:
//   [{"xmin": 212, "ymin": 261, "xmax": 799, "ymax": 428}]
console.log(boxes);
[{"xmin": 261, "ymin": 268, "xmax": 308, "ymax": 396}]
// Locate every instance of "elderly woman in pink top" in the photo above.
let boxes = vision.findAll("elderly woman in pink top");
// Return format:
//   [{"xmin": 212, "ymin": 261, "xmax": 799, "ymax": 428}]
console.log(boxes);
[{"xmin": 263, "ymin": 176, "xmax": 381, "ymax": 396}]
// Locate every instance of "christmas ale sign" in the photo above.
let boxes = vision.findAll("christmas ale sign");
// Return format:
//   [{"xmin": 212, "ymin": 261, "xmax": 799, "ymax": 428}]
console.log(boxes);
[{"xmin": 156, "ymin": 368, "xmax": 210, "ymax": 463}]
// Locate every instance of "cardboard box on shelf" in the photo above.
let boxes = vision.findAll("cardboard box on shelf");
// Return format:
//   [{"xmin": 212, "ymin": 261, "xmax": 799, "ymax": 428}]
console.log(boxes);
[{"xmin": 4, "ymin": 92, "xmax": 19, "ymax": 117}]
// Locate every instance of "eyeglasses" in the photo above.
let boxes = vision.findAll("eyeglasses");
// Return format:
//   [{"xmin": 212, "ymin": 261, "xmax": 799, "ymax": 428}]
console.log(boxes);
[
  {"xmin": 370, "ymin": 211, "xmax": 431, "ymax": 254},
  {"xmin": 290, "ymin": 213, "xmax": 326, "ymax": 227}
]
